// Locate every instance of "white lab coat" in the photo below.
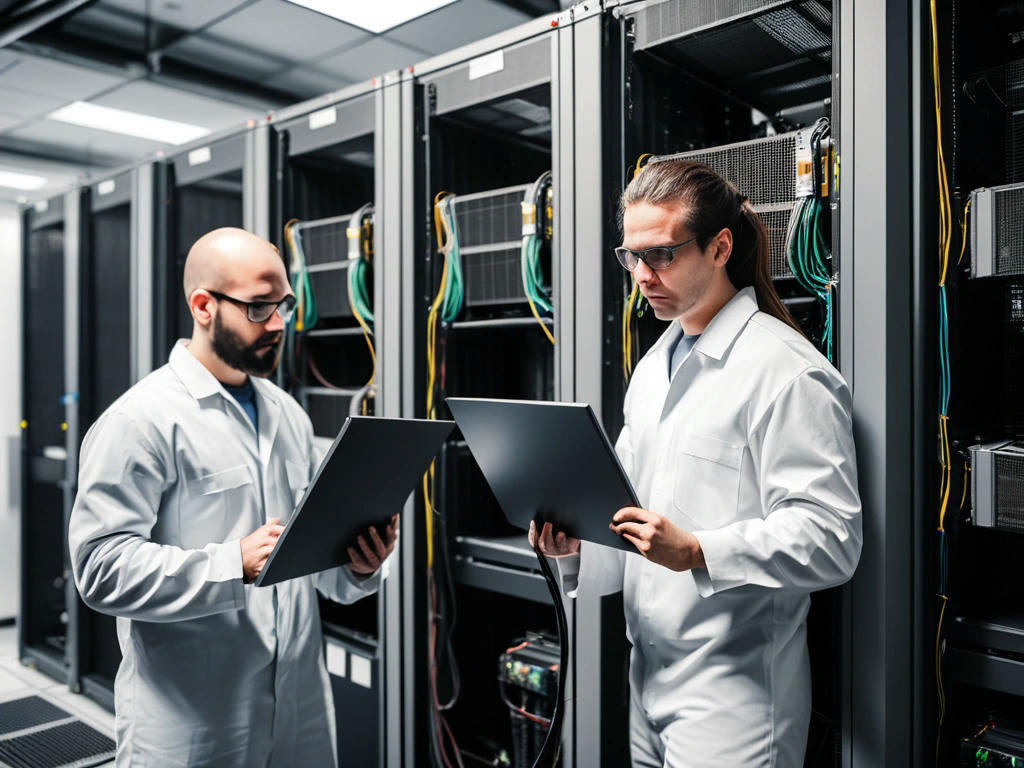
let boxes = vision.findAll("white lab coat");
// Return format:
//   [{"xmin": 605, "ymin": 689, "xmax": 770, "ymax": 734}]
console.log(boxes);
[
  {"xmin": 557, "ymin": 287, "xmax": 862, "ymax": 767},
  {"xmin": 69, "ymin": 341, "xmax": 381, "ymax": 768}
]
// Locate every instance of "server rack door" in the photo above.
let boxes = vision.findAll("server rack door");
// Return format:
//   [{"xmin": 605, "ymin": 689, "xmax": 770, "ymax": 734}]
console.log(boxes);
[
  {"xmin": 273, "ymin": 95, "xmax": 381, "ymax": 766},
  {"xmin": 20, "ymin": 200, "xmax": 70, "ymax": 685},
  {"xmin": 72, "ymin": 183, "xmax": 134, "ymax": 709},
  {"xmin": 413, "ymin": 27, "xmax": 570, "ymax": 768}
]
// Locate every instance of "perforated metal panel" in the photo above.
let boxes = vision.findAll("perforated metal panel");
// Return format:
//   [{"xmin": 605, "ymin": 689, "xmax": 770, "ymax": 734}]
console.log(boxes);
[
  {"xmin": 651, "ymin": 131, "xmax": 808, "ymax": 278},
  {"xmin": 628, "ymin": 0, "xmax": 789, "ymax": 50},
  {"xmin": 970, "ymin": 184, "xmax": 1024, "ymax": 278},
  {"xmin": 449, "ymin": 184, "xmax": 531, "ymax": 306},
  {"xmin": 0, "ymin": 697, "xmax": 66, "ymax": 736},
  {"xmin": 995, "ymin": 453, "xmax": 1024, "ymax": 533},
  {"xmin": 297, "ymin": 218, "xmax": 351, "ymax": 267}
]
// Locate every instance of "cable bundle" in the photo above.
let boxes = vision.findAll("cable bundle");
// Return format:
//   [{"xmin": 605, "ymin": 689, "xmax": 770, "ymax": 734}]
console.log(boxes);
[
  {"xmin": 423, "ymin": 190, "xmax": 468, "ymax": 768},
  {"xmin": 785, "ymin": 118, "xmax": 835, "ymax": 363},
  {"xmin": 284, "ymin": 218, "xmax": 318, "ymax": 331},
  {"xmin": 346, "ymin": 204, "xmax": 376, "ymax": 415},
  {"xmin": 521, "ymin": 171, "xmax": 555, "ymax": 345},
  {"xmin": 930, "ymin": 0, "xmax": 957, "ymax": 753}
]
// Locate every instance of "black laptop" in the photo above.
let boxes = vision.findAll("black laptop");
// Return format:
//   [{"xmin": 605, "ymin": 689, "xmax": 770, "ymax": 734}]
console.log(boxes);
[
  {"xmin": 255, "ymin": 416, "xmax": 455, "ymax": 586},
  {"xmin": 446, "ymin": 398, "xmax": 640, "ymax": 553}
]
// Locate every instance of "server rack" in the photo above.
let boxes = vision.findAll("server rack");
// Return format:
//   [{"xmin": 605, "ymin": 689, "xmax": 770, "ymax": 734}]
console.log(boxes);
[
  {"xmin": 19, "ymin": 192, "xmax": 74, "ymax": 687},
  {"xmin": 929, "ymin": 2, "xmax": 1024, "ymax": 764},
  {"xmin": 572, "ymin": 1, "xmax": 844, "ymax": 764},
  {"xmin": 154, "ymin": 127, "xmax": 253, "ymax": 361},
  {"xmin": 400, "ymin": 14, "xmax": 577, "ymax": 766},
  {"xmin": 268, "ymin": 81, "xmax": 386, "ymax": 767},
  {"xmin": 66, "ymin": 171, "xmax": 136, "ymax": 711}
]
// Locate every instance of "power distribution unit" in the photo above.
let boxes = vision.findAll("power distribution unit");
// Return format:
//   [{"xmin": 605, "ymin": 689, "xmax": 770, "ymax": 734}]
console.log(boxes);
[
  {"xmin": 651, "ymin": 127, "xmax": 828, "ymax": 279},
  {"xmin": 970, "ymin": 184, "xmax": 1024, "ymax": 279},
  {"xmin": 970, "ymin": 441, "xmax": 1024, "ymax": 534}
]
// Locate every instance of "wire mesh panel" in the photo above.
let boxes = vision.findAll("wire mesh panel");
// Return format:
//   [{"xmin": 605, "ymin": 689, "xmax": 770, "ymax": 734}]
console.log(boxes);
[
  {"xmin": 629, "ymin": 0, "xmax": 791, "ymax": 50},
  {"xmin": 995, "ymin": 185, "xmax": 1024, "ymax": 276},
  {"xmin": 450, "ymin": 184, "xmax": 532, "ymax": 306},
  {"xmin": 652, "ymin": 131, "xmax": 810, "ymax": 278},
  {"xmin": 995, "ymin": 453, "xmax": 1024, "ymax": 533},
  {"xmin": 297, "ymin": 217, "xmax": 350, "ymax": 267}
]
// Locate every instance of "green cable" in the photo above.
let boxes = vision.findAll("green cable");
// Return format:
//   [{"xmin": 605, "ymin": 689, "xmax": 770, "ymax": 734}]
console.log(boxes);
[
  {"xmin": 348, "ymin": 256, "xmax": 374, "ymax": 325},
  {"xmin": 439, "ymin": 200, "xmax": 464, "ymax": 323},
  {"xmin": 291, "ymin": 227, "xmax": 318, "ymax": 330}
]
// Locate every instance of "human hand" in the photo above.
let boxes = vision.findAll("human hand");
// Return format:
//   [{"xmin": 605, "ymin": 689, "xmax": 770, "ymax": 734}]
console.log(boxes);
[
  {"xmin": 347, "ymin": 514, "xmax": 399, "ymax": 575},
  {"xmin": 240, "ymin": 517, "xmax": 285, "ymax": 583},
  {"xmin": 610, "ymin": 507, "xmax": 706, "ymax": 571},
  {"xmin": 528, "ymin": 520, "xmax": 581, "ymax": 558}
]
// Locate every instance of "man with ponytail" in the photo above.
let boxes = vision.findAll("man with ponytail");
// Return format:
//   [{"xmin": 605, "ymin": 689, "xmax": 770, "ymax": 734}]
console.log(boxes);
[{"xmin": 530, "ymin": 160, "xmax": 862, "ymax": 766}]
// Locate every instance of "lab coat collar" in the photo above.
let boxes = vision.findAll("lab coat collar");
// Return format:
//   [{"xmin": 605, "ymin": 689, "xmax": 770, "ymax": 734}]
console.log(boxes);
[
  {"xmin": 645, "ymin": 286, "xmax": 759, "ymax": 370},
  {"xmin": 169, "ymin": 340, "xmax": 225, "ymax": 401},
  {"xmin": 692, "ymin": 286, "xmax": 759, "ymax": 361},
  {"xmin": 169, "ymin": 341, "xmax": 283, "ymax": 466}
]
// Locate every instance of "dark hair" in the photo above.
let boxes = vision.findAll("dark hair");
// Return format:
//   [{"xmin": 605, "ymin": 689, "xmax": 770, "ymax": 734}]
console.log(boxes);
[{"xmin": 620, "ymin": 158, "xmax": 803, "ymax": 335}]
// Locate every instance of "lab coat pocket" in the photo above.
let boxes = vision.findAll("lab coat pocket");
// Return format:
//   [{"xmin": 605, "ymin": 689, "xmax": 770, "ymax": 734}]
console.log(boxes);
[
  {"xmin": 671, "ymin": 432, "xmax": 743, "ymax": 531},
  {"xmin": 182, "ymin": 464, "xmax": 254, "ymax": 548}
]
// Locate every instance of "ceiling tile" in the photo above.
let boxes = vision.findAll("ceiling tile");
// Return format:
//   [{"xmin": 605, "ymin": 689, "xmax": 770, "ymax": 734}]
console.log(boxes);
[
  {"xmin": 317, "ymin": 37, "xmax": 423, "ymax": 82},
  {"xmin": 0, "ymin": 54, "xmax": 124, "ymax": 102},
  {"xmin": 165, "ymin": 32, "xmax": 288, "ymax": 78},
  {"xmin": 386, "ymin": 0, "xmax": 532, "ymax": 55},
  {"xmin": 0, "ymin": 87, "xmax": 66, "ymax": 120},
  {"xmin": 194, "ymin": 0, "xmax": 368, "ymax": 64},
  {"xmin": 99, "ymin": 0, "xmax": 252, "ymax": 31},
  {"xmin": 91, "ymin": 80, "xmax": 259, "ymax": 131},
  {"xmin": 6, "ymin": 119, "xmax": 163, "ymax": 163}
]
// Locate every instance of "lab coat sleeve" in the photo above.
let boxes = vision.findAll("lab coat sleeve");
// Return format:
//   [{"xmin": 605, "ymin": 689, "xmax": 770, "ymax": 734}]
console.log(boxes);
[
  {"xmin": 70, "ymin": 410, "xmax": 246, "ymax": 622},
  {"xmin": 691, "ymin": 366, "xmax": 862, "ymax": 597},
  {"xmin": 556, "ymin": 421, "xmax": 632, "ymax": 597},
  {"xmin": 314, "ymin": 558, "xmax": 383, "ymax": 603}
]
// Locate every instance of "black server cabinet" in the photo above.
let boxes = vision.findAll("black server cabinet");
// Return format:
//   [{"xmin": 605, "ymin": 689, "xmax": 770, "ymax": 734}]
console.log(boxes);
[
  {"xmin": 156, "ymin": 134, "xmax": 246, "ymax": 362},
  {"xmin": 411, "ymin": 30, "xmax": 568, "ymax": 768},
  {"xmin": 271, "ymin": 90, "xmax": 380, "ymax": 766},
  {"xmin": 71, "ymin": 172, "xmax": 134, "ymax": 710},
  {"xmin": 607, "ymin": 3, "xmax": 842, "ymax": 765},
  {"xmin": 929, "ymin": 2, "xmax": 1024, "ymax": 764},
  {"xmin": 19, "ymin": 195, "xmax": 71, "ymax": 685}
]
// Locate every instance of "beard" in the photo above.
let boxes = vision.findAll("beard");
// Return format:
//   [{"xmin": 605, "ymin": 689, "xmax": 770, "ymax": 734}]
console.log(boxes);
[{"xmin": 211, "ymin": 313, "xmax": 282, "ymax": 378}]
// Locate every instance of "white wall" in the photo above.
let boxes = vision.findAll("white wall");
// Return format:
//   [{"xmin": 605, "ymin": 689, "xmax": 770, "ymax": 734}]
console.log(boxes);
[{"xmin": 0, "ymin": 207, "xmax": 21, "ymax": 621}]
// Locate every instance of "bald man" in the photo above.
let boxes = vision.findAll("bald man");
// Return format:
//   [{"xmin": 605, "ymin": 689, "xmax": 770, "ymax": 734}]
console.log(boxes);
[{"xmin": 68, "ymin": 228, "xmax": 396, "ymax": 767}]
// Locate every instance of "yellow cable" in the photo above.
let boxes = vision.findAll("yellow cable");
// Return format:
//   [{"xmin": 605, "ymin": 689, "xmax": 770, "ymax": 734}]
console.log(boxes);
[
  {"xmin": 347, "ymin": 265, "xmax": 377, "ymax": 389},
  {"xmin": 527, "ymin": 292, "xmax": 555, "ymax": 345},
  {"xmin": 957, "ymin": 199, "xmax": 972, "ymax": 266},
  {"xmin": 423, "ymin": 193, "xmax": 455, "ymax": 570},
  {"xmin": 633, "ymin": 154, "xmax": 652, "ymax": 179}
]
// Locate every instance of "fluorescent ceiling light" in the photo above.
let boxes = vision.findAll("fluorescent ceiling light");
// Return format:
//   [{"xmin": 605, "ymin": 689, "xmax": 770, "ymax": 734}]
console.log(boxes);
[
  {"xmin": 0, "ymin": 169, "xmax": 47, "ymax": 190},
  {"xmin": 285, "ymin": 0, "xmax": 458, "ymax": 33},
  {"xmin": 47, "ymin": 101, "xmax": 209, "ymax": 146}
]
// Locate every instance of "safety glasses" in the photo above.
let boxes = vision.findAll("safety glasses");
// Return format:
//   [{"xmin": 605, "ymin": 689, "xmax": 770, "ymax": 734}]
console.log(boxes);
[
  {"xmin": 614, "ymin": 236, "xmax": 698, "ymax": 272},
  {"xmin": 208, "ymin": 290, "xmax": 298, "ymax": 323}
]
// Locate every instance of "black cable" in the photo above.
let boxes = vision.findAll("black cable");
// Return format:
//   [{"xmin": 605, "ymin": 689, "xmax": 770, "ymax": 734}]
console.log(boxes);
[{"xmin": 529, "ymin": 541, "xmax": 568, "ymax": 768}]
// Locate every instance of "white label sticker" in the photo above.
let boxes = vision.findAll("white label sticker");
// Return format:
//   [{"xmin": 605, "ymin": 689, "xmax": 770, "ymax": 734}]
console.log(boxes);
[
  {"xmin": 350, "ymin": 654, "xmax": 372, "ymax": 688},
  {"xmin": 97, "ymin": 179, "xmax": 116, "ymax": 196},
  {"xmin": 469, "ymin": 50, "xmax": 504, "ymax": 80},
  {"xmin": 188, "ymin": 146, "xmax": 212, "ymax": 166},
  {"xmin": 309, "ymin": 107, "xmax": 337, "ymax": 130},
  {"xmin": 33, "ymin": 199, "xmax": 48, "ymax": 212},
  {"xmin": 326, "ymin": 643, "xmax": 347, "ymax": 677}
]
